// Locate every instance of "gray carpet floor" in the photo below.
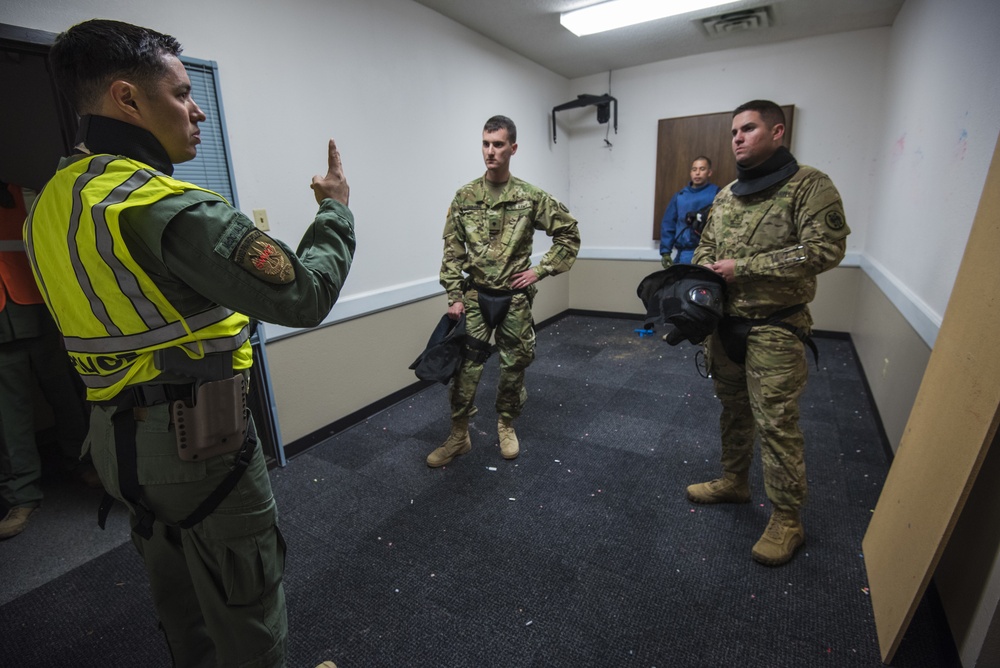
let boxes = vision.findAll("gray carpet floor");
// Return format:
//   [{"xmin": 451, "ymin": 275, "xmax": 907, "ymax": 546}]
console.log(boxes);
[{"xmin": 0, "ymin": 314, "xmax": 959, "ymax": 667}]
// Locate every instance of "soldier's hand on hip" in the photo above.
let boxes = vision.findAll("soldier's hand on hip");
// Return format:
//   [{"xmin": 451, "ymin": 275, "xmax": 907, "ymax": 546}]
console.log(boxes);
[
  {"xmin": 511, "ymin": 269, "xmax": 539, "ymax": 290},
  {"xmin": 311, "ymin": 139, "xmax": 350, "ymax": 206}
]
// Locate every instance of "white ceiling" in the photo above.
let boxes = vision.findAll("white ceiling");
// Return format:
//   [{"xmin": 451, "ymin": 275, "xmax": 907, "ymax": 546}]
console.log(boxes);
[{"xmin": 410, "ymin": 0, "xmax": 905, "ymax": 79}]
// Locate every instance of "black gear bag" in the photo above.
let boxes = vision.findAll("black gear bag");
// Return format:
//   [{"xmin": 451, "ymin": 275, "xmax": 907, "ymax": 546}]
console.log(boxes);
[{"xmin": 409, "ymin": 314, "xmax": 468, "ymax": 384}]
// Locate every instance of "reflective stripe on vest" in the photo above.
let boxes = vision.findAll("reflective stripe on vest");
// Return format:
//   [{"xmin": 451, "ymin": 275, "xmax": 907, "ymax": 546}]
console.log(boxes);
[{"xmin": 24, "ymin": 154, "xmax": 252, "ymax": 401}]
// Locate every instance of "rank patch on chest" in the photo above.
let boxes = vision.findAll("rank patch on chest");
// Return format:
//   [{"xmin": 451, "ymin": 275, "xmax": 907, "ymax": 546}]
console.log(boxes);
[
  {"xmin": 234, "ymin": 229, "xmax": 294, "ymax": 284},
  {"xmin": 825, "ymin": 210, "xmax": 846, "ymax": 231}
]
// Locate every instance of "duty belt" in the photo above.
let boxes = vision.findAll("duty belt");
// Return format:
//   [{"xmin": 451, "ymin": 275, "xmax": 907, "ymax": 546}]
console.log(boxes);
[
  {"xmin": 95, "ymin": 381, "xmax": 195, "ymax": 409},
  {"xmin": 95, "ymin": 382, "xmax": 257, "ymax": 539}
]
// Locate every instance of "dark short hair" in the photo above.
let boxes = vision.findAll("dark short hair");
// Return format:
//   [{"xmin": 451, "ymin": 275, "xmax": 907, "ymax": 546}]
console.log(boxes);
[
  {"xmin": 484, "ymin": 115, "xmax": 517, "ymax": 144},
  {"xmin": 49, "ymin": 19, "xmax": 183, "ymax": 114},
  {"xmin": 733, "ymin": 100, "xmax": 785, "ymax": 129},
  {"xmin": 692, "ymin": 156, "xmax": 713, "ymax": 169}
]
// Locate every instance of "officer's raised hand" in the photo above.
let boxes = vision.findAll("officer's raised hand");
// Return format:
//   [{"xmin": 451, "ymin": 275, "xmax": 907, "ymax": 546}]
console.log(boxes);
[{"xmin": 311, "ymin": 139, "xmax": 350, "ymax": 206}]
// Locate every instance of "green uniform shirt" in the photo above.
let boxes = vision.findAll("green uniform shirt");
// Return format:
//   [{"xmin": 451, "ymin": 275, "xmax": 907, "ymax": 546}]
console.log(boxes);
[
  {"xmin": 440, "ymin": 175, "xmax": 580, "ymax": 304},
  {"xmin": 693, "ymin": 165, "xmax": 849, "ymax": 319},
  {"xmin": 113, "ymin": 177, "xmax": 356, "ymax": 329}
]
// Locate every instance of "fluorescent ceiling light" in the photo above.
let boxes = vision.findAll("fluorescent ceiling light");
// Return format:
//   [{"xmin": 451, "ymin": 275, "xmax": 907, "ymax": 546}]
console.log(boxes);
[{"xmin": 560, "ymin": 0, "xmax": 737, "ymax": 36}]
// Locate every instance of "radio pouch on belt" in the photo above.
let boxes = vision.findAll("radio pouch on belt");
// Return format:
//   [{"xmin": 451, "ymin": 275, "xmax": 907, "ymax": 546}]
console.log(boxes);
[{"xmin": 171, "ymin": 374, "xmax": 248, "ymax": 461}]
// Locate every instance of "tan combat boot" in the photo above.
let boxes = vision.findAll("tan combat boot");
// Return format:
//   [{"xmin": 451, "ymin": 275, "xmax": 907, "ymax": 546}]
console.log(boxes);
[
  {"xmin": 751, "ymin": 508, "xmax": 805, "ymax": 566},
  {"xmin": 426, "ymin": 418, "xmax": 472, "ymax": 468},
  {"xmin": 686, "ymin": 471, "xmax": 751, "ymax": 504},
  {"xmin": 498, "ymin": 417, "xmax": 519, "ymax": 460},
  {"xmin": 0, "ymin": 506, "xmax": 36, "ymax": 540}
]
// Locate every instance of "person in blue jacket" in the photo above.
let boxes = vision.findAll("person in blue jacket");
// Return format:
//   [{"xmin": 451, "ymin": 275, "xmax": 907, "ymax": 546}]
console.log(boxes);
[{"xmin": 659, "ymin": 156, "xmax": 720, "ymax": 267}]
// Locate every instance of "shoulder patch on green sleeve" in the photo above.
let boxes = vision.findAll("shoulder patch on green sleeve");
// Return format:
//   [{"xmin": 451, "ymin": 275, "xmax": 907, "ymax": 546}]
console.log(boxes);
[
  {"xmin": 231, "ymin": 228, "xmax": 295, "ymax": 284},
  {"xmin": 825, "ymin": 209, "xmax": 847, "ymax": 231},
  {"xmin": 812, "ymin": 202, "xmax": 850, "ymax": 241}
]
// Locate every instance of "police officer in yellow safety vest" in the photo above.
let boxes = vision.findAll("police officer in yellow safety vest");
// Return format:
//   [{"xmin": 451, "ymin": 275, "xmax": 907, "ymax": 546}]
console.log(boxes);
[{"xmin": 24, "ymin": 19, "xmax": 355, "ymax": 668}]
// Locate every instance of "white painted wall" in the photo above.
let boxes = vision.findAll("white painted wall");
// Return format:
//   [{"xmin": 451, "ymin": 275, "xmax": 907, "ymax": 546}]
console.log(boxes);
[
  {"xmin": 1, "ymin": 0, "xmax": 572, "ymax": 338},
  {"xmin": 3, "ymin": 0, "xmax": 997, "ymax": 356},
  {"xmin": 563, "ymin": 0, "xmax": 1000, "ymax": 349},
  {"xmin": 864, "ymin": 0, "xmax": 1000, "ymax": 334},
  {"xmin": 563, "ymin": 29, "xmax": 890, "ymax": 264}
]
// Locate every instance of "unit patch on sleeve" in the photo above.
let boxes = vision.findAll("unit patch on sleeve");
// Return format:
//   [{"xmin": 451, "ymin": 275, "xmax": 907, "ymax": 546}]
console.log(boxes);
[
  {"xmin": 233, "ymin": 228, "xmax": 295, "ymax": 284},
  {"xmin": 825, "ymin": 210, "xmax": 846, "ymax": 231}
]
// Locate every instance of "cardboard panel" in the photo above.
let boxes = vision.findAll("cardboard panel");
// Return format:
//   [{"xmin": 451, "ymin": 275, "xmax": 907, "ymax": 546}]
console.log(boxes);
[{"xmin": 862, "ymin": 133, "xmax": 1000, "ymax": 663}]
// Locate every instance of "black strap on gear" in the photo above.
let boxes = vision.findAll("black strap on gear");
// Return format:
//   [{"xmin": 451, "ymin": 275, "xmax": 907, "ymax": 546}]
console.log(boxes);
[
  {"xmin": 178, "ymin": 410, "xmax": 257, "ymax": 529},
  {"xmin": 770, "ymin": 321, "xmax": 820, "ymax": 367},
  {"xmin": 463, "ymin": 336, "xmax": 493, "ymax": 364},
  {"xmin": 471, "ymin": 282, "xmax": 530, "ymax": 330},
  {"xmin": 763, "ymin": 304, "xmax": 819, "ymax": 366},
  {"xmin": 96, "ymin": 384, "xmax": 257, "ymax": 539},
  {"xmin": 100, "ymin": 407, "xmax": 155, "ymax": 539},
  {"xmin": 719, "ymin": 304, "xmax": 819, "ymax": 367}
]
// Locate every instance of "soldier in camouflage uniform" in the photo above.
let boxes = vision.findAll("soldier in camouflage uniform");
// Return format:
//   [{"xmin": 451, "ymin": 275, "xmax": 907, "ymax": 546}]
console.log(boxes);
[
  {"xmin": 689, "ymin": 100, "xmax": 850, "ymax": 566},
  {"xmin": 427, "ymin": 116, "xmax": 580, "ymax": 467}
]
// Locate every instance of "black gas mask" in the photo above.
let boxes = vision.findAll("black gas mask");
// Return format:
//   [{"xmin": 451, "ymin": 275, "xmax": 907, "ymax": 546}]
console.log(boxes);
[{"xmin": 636, "ymin": 264, "xmax": 726, "ymax": 345}]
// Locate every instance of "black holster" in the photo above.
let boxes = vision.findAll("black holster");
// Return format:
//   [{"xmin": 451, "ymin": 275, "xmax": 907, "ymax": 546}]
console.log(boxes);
[{"xmin": 171, "ymin": 374, "xmax": 248, "ymax": 461}]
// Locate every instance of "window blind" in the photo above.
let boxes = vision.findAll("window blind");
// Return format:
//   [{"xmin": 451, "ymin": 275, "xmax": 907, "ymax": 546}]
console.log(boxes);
[{"xmin": 172, "ymin": 58, "xmax": 239, "ymax": 208}]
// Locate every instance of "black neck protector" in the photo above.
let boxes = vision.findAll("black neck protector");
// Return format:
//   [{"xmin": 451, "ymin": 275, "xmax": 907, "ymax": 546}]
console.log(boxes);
[
  {"xmin": 732, "ymin": 145, "xmax": 798, "ymax": 196},
  {"xmin": 74, "ymin": 115, "xmax": 174, "ymax": 176}
]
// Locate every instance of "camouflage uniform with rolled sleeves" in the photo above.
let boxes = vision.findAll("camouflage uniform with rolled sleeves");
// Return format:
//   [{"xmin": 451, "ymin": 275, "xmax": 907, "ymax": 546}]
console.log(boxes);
[
  {"xmin": 693, "ymin": 165, "xmax": 849, "ymax": 510},
  {"xmin": 441, "ymin": 176, "xmax": 580, "ymax": 420}
]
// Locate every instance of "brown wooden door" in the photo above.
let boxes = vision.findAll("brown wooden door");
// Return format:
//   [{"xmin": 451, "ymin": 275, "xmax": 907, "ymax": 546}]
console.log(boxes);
[{"xmin": 652, "ymin": 105, "xmax": 794, "ymax": 240}]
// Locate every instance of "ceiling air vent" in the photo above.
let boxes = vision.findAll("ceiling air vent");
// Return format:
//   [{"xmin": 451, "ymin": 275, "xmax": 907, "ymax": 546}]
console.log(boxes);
[{"xmin": 701, "ymin": 7, "xmax": 771, "ymax": 35}]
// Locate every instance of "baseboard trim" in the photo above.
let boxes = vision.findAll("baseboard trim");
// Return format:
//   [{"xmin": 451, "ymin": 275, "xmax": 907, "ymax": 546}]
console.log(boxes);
[
  {"xmin": 283, "ymin": 378, "xmax": 437, "ymax": 460},
  {"xmin": 281, "ymin": 311, "xmax": 858, "ymax": 462}
]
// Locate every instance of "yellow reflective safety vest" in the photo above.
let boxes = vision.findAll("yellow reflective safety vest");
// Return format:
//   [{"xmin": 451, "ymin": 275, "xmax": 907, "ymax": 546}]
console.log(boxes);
[{"xmin": 24, "ymin": 154, "xmax": 252, "ymax": 402}]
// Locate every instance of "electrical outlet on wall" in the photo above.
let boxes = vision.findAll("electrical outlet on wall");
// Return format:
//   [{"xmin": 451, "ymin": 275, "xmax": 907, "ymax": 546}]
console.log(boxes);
[{"xmin": 252, "ymin": 209, "xmax": 270, "ymax": 231}]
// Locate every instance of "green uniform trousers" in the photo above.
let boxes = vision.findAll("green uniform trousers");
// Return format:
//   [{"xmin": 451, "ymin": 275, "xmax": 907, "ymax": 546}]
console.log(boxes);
[
  {"xmin": 0, "ymin": 325, "xmax": 87, "ymax": 509},
  {"xmin": 706, "ymin": 315, "xmax": 810, "ymax": 510},
  {"xmin": 87, "ymin": 403, "xmax": 287, "ymax": 668},
  {"xmin": 450, "ymin": 289, "xmax": 535, "ymax": 420}
]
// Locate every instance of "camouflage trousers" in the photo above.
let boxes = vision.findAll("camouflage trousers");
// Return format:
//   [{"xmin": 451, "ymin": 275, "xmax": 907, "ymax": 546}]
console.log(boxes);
[
  {"xmin": 706, "ymin": 315, "xmax": 810, "ymax": 510},
  {"xmin": 450, "ymin": 289, "xmax": 535, "ymax": 420}
]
